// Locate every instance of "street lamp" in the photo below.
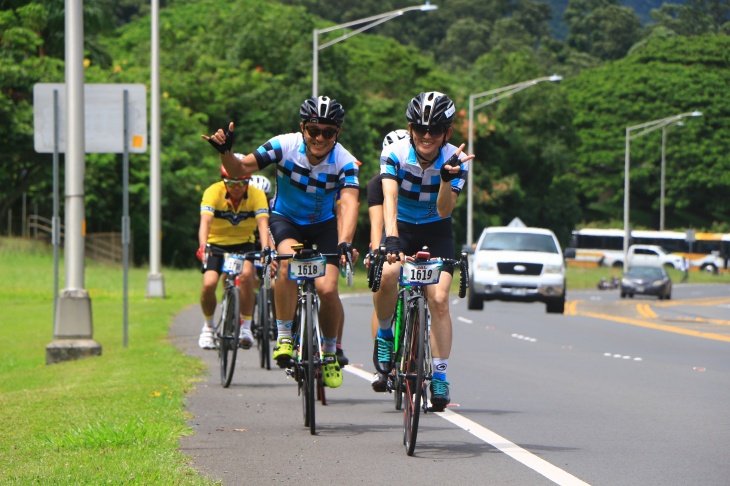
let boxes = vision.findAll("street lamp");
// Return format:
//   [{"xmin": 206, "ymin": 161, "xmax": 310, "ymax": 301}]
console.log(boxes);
[
  {"xmin": 312, "ymin": 3, "xmax": 438, "ymax": 97},
  {"xmin": 660, "ymin": 121, "xmax": 684, "ymax": 231},
  {"xmin": 466, "ymin": 74, "xmax": 563, "ymax": 247},
  {"xmin": 623, "ymin": 110, "xmax": 702, "ymax": 271}
]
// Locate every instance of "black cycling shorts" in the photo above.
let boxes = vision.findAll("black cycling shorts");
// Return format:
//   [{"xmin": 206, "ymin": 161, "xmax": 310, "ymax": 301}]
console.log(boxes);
[
  {"xmin": 397, "ymin": 218, "xmax": 455, "ymax": 275},
  {"xmin": 367, "ymin": 174, "xmax": 384, "ymax": 208},
  {"xmin": 269, "ymin": 214, "xmax": 339, "ymax": 265},
  {"xmin": 202, "ymin": 242, "xmax": 255, "ymax": 274}
]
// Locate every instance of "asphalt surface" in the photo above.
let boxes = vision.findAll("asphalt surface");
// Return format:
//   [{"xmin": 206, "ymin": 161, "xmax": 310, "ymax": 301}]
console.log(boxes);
[{"xmin": 172, "ymin": 284, "xmax": 730, "ymax": 485}]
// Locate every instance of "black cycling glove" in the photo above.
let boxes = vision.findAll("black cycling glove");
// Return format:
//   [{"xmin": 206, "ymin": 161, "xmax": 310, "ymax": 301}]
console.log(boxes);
[
  {"xmin": 384, "ymin": 236, "xmax": 400, "ymax": 256},
  {"xmin": 440, "ymin": 153, "xmax": 462, "ymax": 182},
  {"xmin": 207, "ymin": 127, "xmax": 234, "ymax": 154},
  {"xmin": 338, "ymin": 242, "xmax": 354, "ymax": 260}
]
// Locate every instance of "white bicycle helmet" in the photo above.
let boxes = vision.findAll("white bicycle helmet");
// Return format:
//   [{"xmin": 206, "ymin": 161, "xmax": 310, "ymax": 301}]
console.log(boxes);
[
  {"xmin": 250, "ymin": 175, "xmax": 272, "ymax": 195},
  {"xmin": 382, "ymin": 129, "xmax": 410, "ymax": 149}
]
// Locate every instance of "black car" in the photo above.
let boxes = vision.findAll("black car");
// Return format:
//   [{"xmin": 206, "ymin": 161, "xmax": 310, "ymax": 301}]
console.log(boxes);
[{"xmin": 620, "ymin": 265, "xmax": 672, "ymax": 300}]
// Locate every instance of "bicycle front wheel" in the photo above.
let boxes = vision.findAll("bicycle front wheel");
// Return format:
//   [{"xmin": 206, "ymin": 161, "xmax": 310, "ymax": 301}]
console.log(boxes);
[
  {"xmin": 219, "ymin": 287, "xmax": 240, "ymax": 388},
  {"xmin": 403, "ymin": 296, "xmax": 426, "ymax": 456},
  {"xmin": 304, "ymin": 291, "xmax": 317, "ymax": 435}
]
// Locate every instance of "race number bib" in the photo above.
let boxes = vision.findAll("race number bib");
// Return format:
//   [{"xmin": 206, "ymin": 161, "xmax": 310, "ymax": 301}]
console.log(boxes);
[
  {"xmin": 222, "ymin": 254, "xmax": 244, "ymax": 275},
  {"xmin": 289, "ymin": 255, "xmax": 327, "ymax": 280},
  {"xmin": 400, "ymin": 259, "xmax": 442, "ymax": 286}
]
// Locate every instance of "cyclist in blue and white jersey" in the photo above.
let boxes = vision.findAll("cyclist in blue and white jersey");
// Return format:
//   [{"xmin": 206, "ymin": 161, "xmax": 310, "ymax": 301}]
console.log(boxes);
[
  {"xmin": 203, "ymin": 96, "xmax": 359, "ymax": 389},
  {"xmin": 371, "ymin": 92, "xmax": 474, "ymax": 409}
]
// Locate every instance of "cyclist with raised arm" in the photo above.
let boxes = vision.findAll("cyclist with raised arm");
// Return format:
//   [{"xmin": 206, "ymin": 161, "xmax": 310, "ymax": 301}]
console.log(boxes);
[
  {"xmin": 197, "ymin": 166, "xmax": 273, "ymax": 350},
  {"xmin": 202, "ymin": 96, "xmax": 359, "ymax": 388},
  {"xmin": 371, "ymin": 92, "xmax": 474, "ymax": 409}
]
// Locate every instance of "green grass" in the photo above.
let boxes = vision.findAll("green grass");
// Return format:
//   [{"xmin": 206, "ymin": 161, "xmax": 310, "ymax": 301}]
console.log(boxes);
[{"xmin": 0, "ymin": 237, "xmax": 212, "ymax": 485}]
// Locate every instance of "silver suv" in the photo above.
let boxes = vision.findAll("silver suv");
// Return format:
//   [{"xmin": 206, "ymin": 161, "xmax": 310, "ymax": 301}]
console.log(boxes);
[{"xmin": 468, "ymin": 226, "xmax": 566, "ymax": 314}]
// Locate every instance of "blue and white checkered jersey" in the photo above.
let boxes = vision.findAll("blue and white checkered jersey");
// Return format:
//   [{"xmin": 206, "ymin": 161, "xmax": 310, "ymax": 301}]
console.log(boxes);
[
  {"xmin": 252, "ymin": 132, "xmax": 359, "ymax": 225},
  {"xmin": 380, "ymin": 138, "xmax": 468, "ymax": 224}
]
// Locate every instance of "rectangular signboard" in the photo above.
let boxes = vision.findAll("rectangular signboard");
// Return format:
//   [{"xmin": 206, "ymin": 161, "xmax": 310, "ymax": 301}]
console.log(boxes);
[{"xmin": 33, "ymin": 83, "xmax": 147, "ymax": 154}]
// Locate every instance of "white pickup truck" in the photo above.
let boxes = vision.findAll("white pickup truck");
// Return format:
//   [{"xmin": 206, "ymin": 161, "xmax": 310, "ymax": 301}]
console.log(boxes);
[{"xmin": 601, "ymin": 244, "xmax": 684, "ymax": 270}]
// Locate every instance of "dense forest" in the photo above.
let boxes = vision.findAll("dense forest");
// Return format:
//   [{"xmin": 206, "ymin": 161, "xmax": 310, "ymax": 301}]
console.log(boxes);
[{"xmin": 1, "ymin": 0, "xmax": 729, "ymax": 266}]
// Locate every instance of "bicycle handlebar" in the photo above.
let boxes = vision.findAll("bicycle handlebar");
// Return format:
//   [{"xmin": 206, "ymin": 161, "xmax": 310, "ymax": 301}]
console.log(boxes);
[
  {"xmin": 269, "ymin": 246, "xmax": 354, "ymax": 287},
  {"xmin": 369, "ymin": 246, "xmax": 469, "ymax": 298}
]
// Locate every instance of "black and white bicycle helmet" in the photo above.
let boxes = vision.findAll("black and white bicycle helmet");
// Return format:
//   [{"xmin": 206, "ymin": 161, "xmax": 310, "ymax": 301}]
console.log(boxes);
[
  {"xmin": 382, "ymin": 129, "xmax": 410, "ymax": 149},
  {"xmin": 406, "ymin": 91, "xmax": 455, "ymax": 127},
  {"xmin": 249, "ymin": 175, "xmax": 272, "ymax": 195},
  {"xmin": 299, "ymin": 96, "xmax": 345, "ymax": 126}
]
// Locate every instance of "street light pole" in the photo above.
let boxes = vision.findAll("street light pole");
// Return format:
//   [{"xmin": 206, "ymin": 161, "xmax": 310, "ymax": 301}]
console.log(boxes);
[
  {"xmin": 660, "ymin": 121, "xmax": 683, "ymax": 231},
  {"xmin": 312, "ymin": 3, "xmax": 438, "ymax": 98},
  {"xmin": 466, "ymin": 74, "xmax": 562, "ymax": 247},
  {"xmin": 623, "ymin": 111, "xmax": 702, "ymax": 271}
]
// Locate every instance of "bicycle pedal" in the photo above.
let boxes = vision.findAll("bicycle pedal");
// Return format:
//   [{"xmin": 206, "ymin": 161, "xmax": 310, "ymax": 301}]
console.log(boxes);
[{"xmin": 276, "ymin": 357, "xmax": 294, "ymax": 369}]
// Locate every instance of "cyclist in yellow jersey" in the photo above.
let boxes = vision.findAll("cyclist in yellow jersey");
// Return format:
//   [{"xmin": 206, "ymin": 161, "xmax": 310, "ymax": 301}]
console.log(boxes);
[{"xmin": 197, "ymin": 165, "xmax": 273, "ymax": 350}]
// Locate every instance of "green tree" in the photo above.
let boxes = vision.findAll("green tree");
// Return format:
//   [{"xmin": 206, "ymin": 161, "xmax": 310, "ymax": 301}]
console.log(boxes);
[
  {"xmin": 0, "ymin": 2, "xmax": 64, "ymax": 234},
  {"xmin": 649, "ymin": 0, "xmax": 730, "ymax": 36},
  {"xmin": 564, "ymin": 34, "xmax": 730, "ymax": 230},
  {"xmin": 564, "ymin": 0, "xmax": 644, "ymax": 60}
]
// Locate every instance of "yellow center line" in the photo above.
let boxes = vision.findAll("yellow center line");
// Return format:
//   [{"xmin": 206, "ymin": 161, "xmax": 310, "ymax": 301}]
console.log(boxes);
[
  {"xmin": 636, "ymin": 303, "xmax": 658, "ymax": 319},
  {"xmin": 664, "ymin": 317, "xmax": 730, "ymax": 326},
  {"xmin": 655, "ymin": 297, "xmax": 730, "ymax": 308},
  {"xmin": 565, "ymin": 300, "xmax": 579, "ymax": 316},
  {"xmin": 577, "ymin": 311, "xmax": 730, "ymax": 343}
]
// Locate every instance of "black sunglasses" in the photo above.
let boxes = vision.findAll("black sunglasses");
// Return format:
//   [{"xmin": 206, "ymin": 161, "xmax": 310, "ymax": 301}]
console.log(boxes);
[
  {"xmin": 410, "ymin": 124, "xmax": 448, "ymax": 138},
  {"xmin": 304, "ymin": 125, "xmax": 338, "ymax": 140},
  {"xmin": 223, "ymin": 178, "xmax": 249, "ymax": 187}
]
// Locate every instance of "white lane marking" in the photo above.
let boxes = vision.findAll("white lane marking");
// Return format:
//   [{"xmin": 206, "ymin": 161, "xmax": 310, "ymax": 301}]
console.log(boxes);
[
  {"xmin": 345, "ymin": 365, "xmax": 380, "ymax": 382},
  {"xmin": 603, "ymin": 352, "xmax": 643, "ymax": 361},
  {"xmin": 457, "ymin": 316, "xmax": 473, "ymax": 324},
  {"xmin": 344, "ymin": 366, "xmax": 591, "ymax": 485},
  {"xmin": 512, "ymin": 333, "xmax": 537, "ymax": 342},
  {"xmin": 439, "ymin": 409, "xmax": 591, "ymax": 486}
]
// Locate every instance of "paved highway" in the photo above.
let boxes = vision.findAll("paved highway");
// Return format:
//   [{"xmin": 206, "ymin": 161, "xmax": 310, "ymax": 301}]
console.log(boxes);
[{"xmin": 173, "ymin": 283, "xmax": 730, "ymax": 485}]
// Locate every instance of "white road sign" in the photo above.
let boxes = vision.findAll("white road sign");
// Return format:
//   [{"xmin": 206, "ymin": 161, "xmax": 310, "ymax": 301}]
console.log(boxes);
[{"xmin": 33, "ymin": 83, "xmax": 147, "ymax": 154}]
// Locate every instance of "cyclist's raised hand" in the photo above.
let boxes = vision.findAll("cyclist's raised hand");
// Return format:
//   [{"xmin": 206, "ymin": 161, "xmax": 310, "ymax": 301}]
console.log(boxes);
[
  {"xmin": 440, "ymin": 143, "xmax": 474, "ymax": 182},
  {"xmin": 202, "ymin": 122, "xmax": 235, "ymax": 154}
]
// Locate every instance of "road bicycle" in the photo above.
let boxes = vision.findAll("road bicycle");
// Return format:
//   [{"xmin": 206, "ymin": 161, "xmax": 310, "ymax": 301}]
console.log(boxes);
[
  {"xmin": 370, "ymin": 247, "xmax": 468, "ymax": 455},
  {"xmin": 274, "ymin": 243, "xmax": 353, "ymax": 435},
  {"xmin": 212, "ymin": 250, "xmax": 246, "ymax": 388},
  {"xmin": 247, "ymin": 249, "xmax": 276, "ymax": 370}
]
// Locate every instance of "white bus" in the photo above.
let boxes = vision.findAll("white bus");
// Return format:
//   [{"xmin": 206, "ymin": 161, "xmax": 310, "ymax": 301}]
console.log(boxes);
[{"xmin": 566, "ymin": 228, "xmax": 730, "ymax": 273}]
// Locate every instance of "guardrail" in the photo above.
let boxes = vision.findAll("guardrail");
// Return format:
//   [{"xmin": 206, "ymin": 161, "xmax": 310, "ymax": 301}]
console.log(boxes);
[{"xmin": 26, "ymin": 215, "xmax": 127, "ymax": 264}]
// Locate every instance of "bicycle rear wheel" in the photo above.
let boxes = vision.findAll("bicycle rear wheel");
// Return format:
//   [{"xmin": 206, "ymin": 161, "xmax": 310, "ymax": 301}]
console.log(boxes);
[
  {"xmin": 312, "ymin": 306, "xmax": 327, "ymax": 407},
  {"xmin": 256, "ymin": 286, "xmax": 271, "ymax": 370},
  {"xmin": 393, "ymin": 294, "xmax": 405, "ymax": 411},
  {"xmin": 219, "ymin": 288, "xmax": 240, "ymax": 388},
  {"xmin": 403, "ymin": 296, "xmax": 426, "ymax": 455}
]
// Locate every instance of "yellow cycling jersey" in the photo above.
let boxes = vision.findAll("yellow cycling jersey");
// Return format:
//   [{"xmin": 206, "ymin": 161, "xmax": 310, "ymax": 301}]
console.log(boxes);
[{"xmin": 200, "ymin": 181, "xmax": 269, "ymax": 246}]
